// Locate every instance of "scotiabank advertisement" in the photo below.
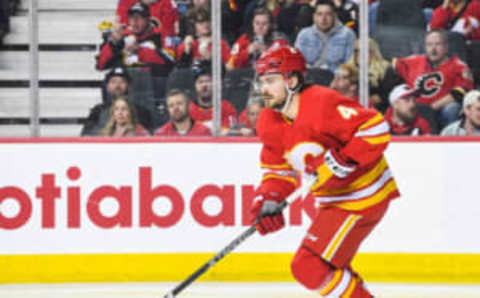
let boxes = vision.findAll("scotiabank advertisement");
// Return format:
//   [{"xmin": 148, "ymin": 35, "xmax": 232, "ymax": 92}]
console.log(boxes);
[{"xmin": 1, "ymin": 140, "xmax": 480, "ymax": 255}]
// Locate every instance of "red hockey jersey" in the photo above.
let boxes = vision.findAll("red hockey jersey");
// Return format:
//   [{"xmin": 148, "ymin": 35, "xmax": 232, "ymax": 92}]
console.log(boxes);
[
  {"xmin": 176, "ymin": 38, "xmax": 231, "ymax": 64},
  {"xmin": 154, "ymin": 120, "xmax": 211, "ymax": 136},
  {"xmin": 430, "ymin": 1, "xmax": 480, "ymax": 41},
  {"xmin": 257, "ymin": 86, "xmax": 399, "ymax": 211},
  {"xmin": 116, "ymin": 0, "xmax": 179, "ymax": 37},
  {"xmin": 394, "ymin": 55, "xmax": 473, "ymax": 105},
  {"xmin": 96, "ymin": 25, "xmax": 176, "ymax": 77},
  {"xmin": 189, "ymin": 100, "xmax": 237, "ymax": 129},
  {"xmin": 227, "ymin": 34, "xmax": 288, "ymax": 69}
]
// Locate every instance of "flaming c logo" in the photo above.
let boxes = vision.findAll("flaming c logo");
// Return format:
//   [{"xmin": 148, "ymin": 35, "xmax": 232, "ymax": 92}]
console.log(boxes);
[{"xmin": 414, "ymin": 72, "xmax": 443, "ymax": 98}]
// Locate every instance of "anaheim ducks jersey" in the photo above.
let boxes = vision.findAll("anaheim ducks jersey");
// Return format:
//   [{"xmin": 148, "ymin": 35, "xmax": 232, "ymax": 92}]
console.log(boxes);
[{"xmin": 257, "ymin": 86, "xmax": 400, "ymax": 211}]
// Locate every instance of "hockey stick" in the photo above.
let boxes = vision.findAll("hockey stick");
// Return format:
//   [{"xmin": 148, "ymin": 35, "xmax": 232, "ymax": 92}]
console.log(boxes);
[{"xmin": 163, "ymin": 176, "xmax": 316, "ymax": 298}]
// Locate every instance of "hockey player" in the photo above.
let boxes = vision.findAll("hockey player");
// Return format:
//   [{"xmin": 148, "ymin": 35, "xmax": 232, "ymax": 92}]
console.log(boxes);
[{"xmin": 250, "ymin": 45, "xmax": 400, "ymax": 298}]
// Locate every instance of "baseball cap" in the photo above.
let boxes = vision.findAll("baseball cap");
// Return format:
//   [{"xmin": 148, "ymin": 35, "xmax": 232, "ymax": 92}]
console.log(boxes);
[
  {"xmin": 389, "ymin": 84, "xmax": 417, "ymax": 104},
  {"xmin": 105, "ymin": 67, "xmax": 131, "ymax": 83},
  {"xmin": 463, "ymin": 90, "xmax": 480, "ymax": 109},
  {"xmin": 128, "ymin": 2, "xmax": 150, "ymax": 18}
]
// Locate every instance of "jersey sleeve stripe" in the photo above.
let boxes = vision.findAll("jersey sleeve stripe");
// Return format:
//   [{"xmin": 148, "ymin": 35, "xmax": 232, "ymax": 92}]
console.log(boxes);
[
  {"xmin": 261, "ymin": 174, "xmax": 298, "ymax": 186},
  {"xmin": 260, "ymin": 162, "xmax": 292, "ymax": 170},
  {"xmin": 312, "ymin": 163, "xmax": 334, "ymax": 190},
  {"xmin": 361, "ymin": 133, "xmax": 391, "ymax": 145},
  {"xmin": 354, "ymin": 121, "xmax": 389, "ymax": 137},
  {"xmin": 358, "ymin": 113, "xmax": 384, "ymax": 131}
]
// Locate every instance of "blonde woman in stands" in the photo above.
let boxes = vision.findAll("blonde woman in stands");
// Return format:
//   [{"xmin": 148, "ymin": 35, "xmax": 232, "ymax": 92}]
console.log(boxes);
[
  {"xmin": 346, "ymin": 38, "xmax": 402, "ymax": 113},
  {"xmin": 100, "ymin": 97, "xmax": 149, "ymax": 137}
]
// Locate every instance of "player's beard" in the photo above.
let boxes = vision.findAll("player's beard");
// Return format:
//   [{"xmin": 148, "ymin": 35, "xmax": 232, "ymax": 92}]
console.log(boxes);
[{"xmin": 262, "ymin": 92, "xmax": 286, "ymax": 110}]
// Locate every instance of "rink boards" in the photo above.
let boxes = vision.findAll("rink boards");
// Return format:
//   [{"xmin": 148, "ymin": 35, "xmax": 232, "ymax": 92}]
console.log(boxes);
[{"xmin": 0, "ymin": 137, "xmax": 479, "ymax": 283}]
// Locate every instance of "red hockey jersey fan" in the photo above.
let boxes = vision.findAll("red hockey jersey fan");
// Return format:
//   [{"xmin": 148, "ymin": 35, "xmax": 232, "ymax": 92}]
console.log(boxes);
[
  {"xmin": 394, "ymin": 55, "xmax": 473, "ymax": 105},
  {"xmin": 116, "ymin": 0, "xmax": 179, "ymax": 37},
  {"xmin": 189, "ymin": 101, "xmax": 237, "ymax": 129}
]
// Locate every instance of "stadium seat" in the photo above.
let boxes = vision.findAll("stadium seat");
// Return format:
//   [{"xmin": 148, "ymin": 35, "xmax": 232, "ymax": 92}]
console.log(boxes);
[{"xmin": 373, "ymin": 0, "xmax": 426, "ymax": 60}]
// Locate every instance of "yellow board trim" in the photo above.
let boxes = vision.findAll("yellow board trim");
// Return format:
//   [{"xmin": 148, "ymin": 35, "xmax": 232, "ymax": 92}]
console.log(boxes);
[{"xmin": 1, "ymin": 253, "xmax": 480, "ymax": 284}]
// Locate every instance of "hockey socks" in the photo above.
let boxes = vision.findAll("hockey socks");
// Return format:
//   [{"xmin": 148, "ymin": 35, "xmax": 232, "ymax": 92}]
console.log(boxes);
[{"xmin": 291, "ymin": 247, "xmax": 372, "ymax": 298}]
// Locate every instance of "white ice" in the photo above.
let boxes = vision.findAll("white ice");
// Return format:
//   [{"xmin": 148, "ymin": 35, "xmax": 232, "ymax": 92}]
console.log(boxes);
[{"xmin": 1, "ymin": 282, "xmax": 480, "ymax": 298}]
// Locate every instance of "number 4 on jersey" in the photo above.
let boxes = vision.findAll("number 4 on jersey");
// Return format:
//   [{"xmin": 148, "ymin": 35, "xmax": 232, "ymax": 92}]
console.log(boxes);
[{"xmin": 337, "ymin": 105, "xmax": 358, "ymax": 120}]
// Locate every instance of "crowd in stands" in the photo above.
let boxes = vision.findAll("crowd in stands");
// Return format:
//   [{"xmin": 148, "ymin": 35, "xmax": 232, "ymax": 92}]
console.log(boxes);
[
  {"xmin": 82, "ymin": 0, "xmax": 480, "ymax": 138},
  {"xmin": 0, "ymin": 0, "xmax": 19, "ymax": 44}
]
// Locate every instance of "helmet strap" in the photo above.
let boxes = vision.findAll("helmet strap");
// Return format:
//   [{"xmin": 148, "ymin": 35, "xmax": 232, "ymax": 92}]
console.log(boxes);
[{"xmin": 280, "ymin": 73, "xmax": 302, "ymax": 114}]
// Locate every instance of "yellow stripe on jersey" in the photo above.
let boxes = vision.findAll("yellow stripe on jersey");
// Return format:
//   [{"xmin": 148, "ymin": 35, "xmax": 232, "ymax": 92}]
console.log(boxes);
[
  {"xmin": 261, "ymin": 174, "xmax": 298, "ymax": 186},
  {"xmin": 362, "ymin": 133, "xmax": 390, "ymax": 145},
  {"xmin": 314, "ymin": 158, "xmax": 388, "ymax": 196},
  {"xmin": 341, "ymin": 277, "xmax": 357, "ymax": 298},
  {"xmin": 319, "ymin": 270, "xmax": 343, "ymax": 296},
  {"xmin": 260, "ymin": 162, "xmax": 291, "ymax": 170},
  {"xmin": 311, "ymin": 163, "xmax": 334, "ymax": 190},
  {"xmin": 332, "ymin": 179, "xmax": 398, "ymax": 211},
  {"xmin": 359, "ymin": 113, "xmax": 384, "ymax": 131},
  {"xmin": 322, "ymin": 215, "xmax": 361, "ymax": 262}
]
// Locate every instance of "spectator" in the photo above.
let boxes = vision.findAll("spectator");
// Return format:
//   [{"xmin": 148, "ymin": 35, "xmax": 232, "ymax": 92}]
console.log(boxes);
[
  {"xmin": 81, "ymin": 67, "xmax": 156, "ymax": 136},
  {"xmin": 384, "ymin": 84, "xmax": 432, "ymax": 136},
  {"xmin": 100, "ymin": 97, "xmax": 150, "ymax": 137},
  {"xmin": 430, "ymin": 0, "xmax": 480, "ymax": 41},
  {"xmin": 189, "ymin": 60, "xmax": 238, "ymax": 130},
  {"xmin": 346, "ymin": 38, "xmax": 403, "ymax": 114},
  {"xmin": 179, "ymin": 0, "xmax": 245, "ymax": 43},
  {"xmin": 154, "ymin": 89, "xmax": 211, "ymax": 136},
  {"xmin": 96, "ymin": 2, "xmax": 176, "ymax": 102},
  {"xmin": 228, "ymin": 7, "xmax": 288, "ymax": 70},
  {"xmin": 296, "ymin": 0, "xmax": 358, "ymax": 34},
  {"xmin": 441, "ymin": 89, "xmax": 480, "ymax": 135},
  {"xmin": 116, "ymin": 0, "xmax": 179, "ymax": 39},
  {"xmin": 333, "ymin": 0, "xmax": 359, "ymax": 33},
  {"xmin": 0, "ymin": 0, "xmax": 10, "ymax": 42},
  {"xmin": 294, "ymin": 0, "xmax": 356, "ymax": 73},
  {"xmin": 330, "ymin": 63, "xmax": 359, "ymax": 101},
  {"xmin": 176, "ymin": 6, "xmax": 231, "ymax": 68},
  {"xmin": 243, "ymin": 0, "xmax": 301, "ymax": 41},
  {"xmin": 230, "ymin": 99, "xmax": 264, "ymax": 136},
  {"xmin": 394, "ymin": 29, "xmax": 474, "ymax": 127}
]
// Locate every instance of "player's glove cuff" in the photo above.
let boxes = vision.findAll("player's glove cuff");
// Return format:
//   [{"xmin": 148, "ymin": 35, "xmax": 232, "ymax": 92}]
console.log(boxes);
[{"xmin": 323, "ymin": 149, "xmax": 356, "ymax": 179}]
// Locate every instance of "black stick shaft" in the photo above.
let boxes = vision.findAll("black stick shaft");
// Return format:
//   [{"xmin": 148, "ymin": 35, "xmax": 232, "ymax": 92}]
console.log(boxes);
[
  {"xmin": 164, "ymin": 225, "xmax": 257, "ymax": 298},
  {"xmin": 163, "ymin": 178, "xmax": 314, "ymax": 298}
]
